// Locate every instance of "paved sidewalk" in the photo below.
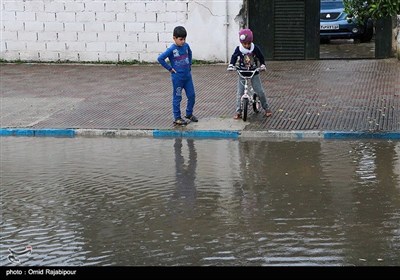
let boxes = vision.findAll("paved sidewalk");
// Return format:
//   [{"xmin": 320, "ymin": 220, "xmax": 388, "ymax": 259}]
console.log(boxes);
[{"xmin": 1, "ymin": 59, "xmax": 399, "ymax": 138}]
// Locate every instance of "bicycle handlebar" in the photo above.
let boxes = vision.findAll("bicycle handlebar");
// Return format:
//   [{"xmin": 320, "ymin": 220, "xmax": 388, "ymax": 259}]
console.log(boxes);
[{"xmin": 235, "ymin": 67, "xmax": 260, "ymax": 79}]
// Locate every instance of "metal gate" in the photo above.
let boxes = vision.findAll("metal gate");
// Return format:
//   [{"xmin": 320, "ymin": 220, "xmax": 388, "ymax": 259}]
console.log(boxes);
[
  {"xmin": 375, "ymin": 17, "xmax": 393, "ymax": 59},
  {"xmin": 248, "ymin": 0, "xmax": 394, "ymax": 60},
  {"xmin": 249, "ymin": 0, "xmax": 320, "ymax": 60}
]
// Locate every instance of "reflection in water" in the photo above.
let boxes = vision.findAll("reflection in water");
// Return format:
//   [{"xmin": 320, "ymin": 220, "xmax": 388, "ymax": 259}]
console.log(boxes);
[
  {"xmin": 237, "ymin": 140, "xmax": 342, "ymax": 265},
  {"xmin": 1, "ymin": 137, "xmax": 400, "ymax": 266},
  {"xmin": 173, "ymin": 138, "xmax": 197, "ymax": 211}
]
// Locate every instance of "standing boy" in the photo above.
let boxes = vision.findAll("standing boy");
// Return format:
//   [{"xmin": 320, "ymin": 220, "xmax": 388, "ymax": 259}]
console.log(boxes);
[
  {"xmin": 227, "ymin": 28, "xmax": 272, "ymax": 119},
  {"xmin": 158, "ymin": 26, "xmax": 198, "ymax": 126}
]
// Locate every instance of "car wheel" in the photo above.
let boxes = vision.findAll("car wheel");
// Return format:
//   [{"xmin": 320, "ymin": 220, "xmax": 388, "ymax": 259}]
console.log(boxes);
[
  {"xmin": 360, "ymin": 21, "xmax": 374, "ymax": 43},
  {"xmin": 360, "ymin": 28, "xmax": 373, "ymax": 42},
  {"xmin": 320, "ymin": 38, "xmax": 330, "ymax": 44}
]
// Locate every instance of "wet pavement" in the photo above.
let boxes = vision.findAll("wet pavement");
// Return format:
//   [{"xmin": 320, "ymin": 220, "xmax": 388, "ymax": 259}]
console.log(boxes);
[
  {"xmin": 320, "ymin": 39, "xmax": 375, "ymax": 59},
  {"xmin": 1, "ymin": 58, "xmax": 399, "ymax": 135}
]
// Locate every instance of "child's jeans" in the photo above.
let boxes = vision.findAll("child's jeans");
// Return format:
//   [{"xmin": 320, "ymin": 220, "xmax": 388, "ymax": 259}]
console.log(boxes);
[
  {"xmin": 172, "ymin": 74, "xmax": 195, "ymax": 120},
  {"xmin": 236, "ymin": 74, "xmax": 268, "ymax": 113}
]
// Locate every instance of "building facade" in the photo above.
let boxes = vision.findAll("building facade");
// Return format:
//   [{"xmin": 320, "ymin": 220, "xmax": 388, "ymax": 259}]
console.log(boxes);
[
  {"xmin": 1, "ymin": 1, "xmax": 398, "ymax": 63},
  {"xmin": 1, "ymin": 0, "xmax": 244, "ymax": 63}
]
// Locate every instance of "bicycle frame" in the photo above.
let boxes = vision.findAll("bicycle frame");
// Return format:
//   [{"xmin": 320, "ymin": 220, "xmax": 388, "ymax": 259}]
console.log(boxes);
[{"xmin": 235, "ymin": 67, "xmax": 261, "ymax": 121}]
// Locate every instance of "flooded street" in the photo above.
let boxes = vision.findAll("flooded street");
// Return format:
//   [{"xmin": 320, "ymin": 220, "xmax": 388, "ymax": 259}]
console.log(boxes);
[{"xmin": 1, "ymin": 137, "xmax": 400, "ymax": 266}]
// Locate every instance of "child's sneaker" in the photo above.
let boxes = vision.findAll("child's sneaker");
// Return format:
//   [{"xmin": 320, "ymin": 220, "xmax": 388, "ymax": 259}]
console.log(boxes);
[
  {"xmin": 185, "ymin": 115, "xmax": 198, "ymax": 122},
  {"xmin": 173, "ymin": 118, "xmax": 187, "ymax": 126}
]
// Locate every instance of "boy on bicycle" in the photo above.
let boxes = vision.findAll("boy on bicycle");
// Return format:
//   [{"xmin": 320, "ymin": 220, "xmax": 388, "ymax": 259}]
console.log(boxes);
[
  {"xmin": 227, "ymin": 28, "xmax": 272, "ymax": 119},
  {"xmin": 158, "ymin": 26, "xmax": 198, "ymax": 126}
]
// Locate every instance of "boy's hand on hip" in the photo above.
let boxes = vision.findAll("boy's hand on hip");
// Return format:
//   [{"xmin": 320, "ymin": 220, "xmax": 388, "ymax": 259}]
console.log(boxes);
[{"xmin": 170, "ymin": 68, "xmax": 177, "ymax": 73}]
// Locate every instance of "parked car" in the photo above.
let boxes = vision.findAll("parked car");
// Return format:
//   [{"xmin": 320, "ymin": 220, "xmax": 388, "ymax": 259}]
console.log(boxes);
[{"xmin": 320, "ymin": 0, "xmax": 373, "ymax": 42}]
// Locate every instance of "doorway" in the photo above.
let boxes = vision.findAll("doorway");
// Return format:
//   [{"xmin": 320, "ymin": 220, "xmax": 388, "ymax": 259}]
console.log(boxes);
[
  {"xmin": 319, "ymin": 0, "xmax": 375, "ymax": 59},
  {"xmin": 247, "ymin": 0, "xmax": 393, "ymax": 60}
]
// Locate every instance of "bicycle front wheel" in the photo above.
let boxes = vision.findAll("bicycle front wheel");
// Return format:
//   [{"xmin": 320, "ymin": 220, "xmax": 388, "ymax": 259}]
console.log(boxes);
[
  {"xmin": 253, "ymin": 94, "xmax": 261, "ymax": 113},
  {"xmin": 242, "ymin": 98, "xmax": 249, "ymax": 121}
]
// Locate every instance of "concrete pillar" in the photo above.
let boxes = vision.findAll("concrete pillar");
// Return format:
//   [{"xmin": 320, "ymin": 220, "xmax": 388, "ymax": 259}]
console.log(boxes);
[{"xmin": 397, "ymin": 15, "xmax": 400, "ymax": 60}]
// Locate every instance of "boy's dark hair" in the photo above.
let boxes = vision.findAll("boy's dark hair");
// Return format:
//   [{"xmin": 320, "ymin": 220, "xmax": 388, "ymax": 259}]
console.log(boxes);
[{"xmin": 173, "ymin": 26, "xmax": 187, "ymax": 38}]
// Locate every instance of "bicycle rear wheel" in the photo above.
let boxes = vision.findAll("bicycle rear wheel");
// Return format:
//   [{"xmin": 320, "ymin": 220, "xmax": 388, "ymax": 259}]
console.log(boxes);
[{"xmin": 242, "ymin": 98, "xmax": 249, "ymax": 121}]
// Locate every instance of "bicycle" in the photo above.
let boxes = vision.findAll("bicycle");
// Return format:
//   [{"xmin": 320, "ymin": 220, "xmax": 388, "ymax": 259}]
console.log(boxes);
[{"xmin": 232, "ymin": 66, "xmax": 262, "ymax": 121}]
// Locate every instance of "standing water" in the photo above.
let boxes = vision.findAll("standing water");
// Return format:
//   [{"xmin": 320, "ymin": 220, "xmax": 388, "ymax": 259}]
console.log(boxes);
[{"xmin": 1, "ymin": 137, "xmax": 400, "ymax": 266}]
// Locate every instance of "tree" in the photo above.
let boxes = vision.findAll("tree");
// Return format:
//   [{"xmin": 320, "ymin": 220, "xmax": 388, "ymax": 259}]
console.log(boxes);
[{"xmin": 343, "ymin": 0, "xmax": 400, "ymax": 23}]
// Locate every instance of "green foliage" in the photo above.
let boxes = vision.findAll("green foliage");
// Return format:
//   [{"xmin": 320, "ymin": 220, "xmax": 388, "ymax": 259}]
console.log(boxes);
[{"xmin": 344, "ymin": 0, "xmax": 400, "ymax": 22}]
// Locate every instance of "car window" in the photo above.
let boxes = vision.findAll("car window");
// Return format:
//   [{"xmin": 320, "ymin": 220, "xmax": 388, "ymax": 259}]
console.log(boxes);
[{"xmin": 321, "ymin": 1, "xmax": 344, "ymax": 10}]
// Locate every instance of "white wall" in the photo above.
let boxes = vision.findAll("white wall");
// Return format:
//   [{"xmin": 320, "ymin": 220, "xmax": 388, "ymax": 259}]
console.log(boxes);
[{"xmin": 0, "ymin": 0, "xmax": 244, "ymax": 63}]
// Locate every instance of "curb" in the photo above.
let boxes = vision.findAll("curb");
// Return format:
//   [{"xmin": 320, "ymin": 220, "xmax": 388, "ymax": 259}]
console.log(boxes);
[
  {"xmin": 0, "ymin": 128, "xmax": 75, "ymax": 137},
  {"xmin": 153, "ymin": 129, "xmax": 240, "ymax": 139},
  {"xmin": 241, "ymin": 130, "xmax": 400, "ymax": 139},
  {"xmin": 323, "ymin": 131, "xmax": 400, "ymax": 139},
  {"xmin": 1, "ymin": 128, "xmax": 400, "ymax": 139}
]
